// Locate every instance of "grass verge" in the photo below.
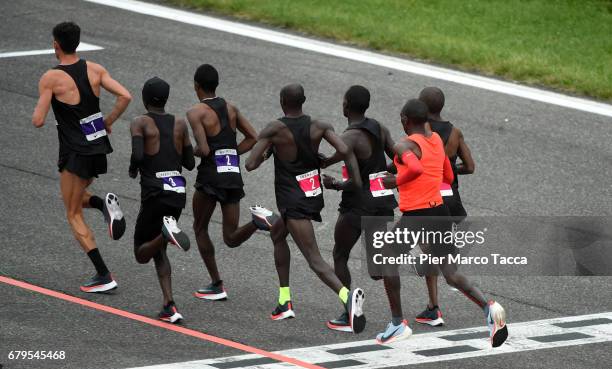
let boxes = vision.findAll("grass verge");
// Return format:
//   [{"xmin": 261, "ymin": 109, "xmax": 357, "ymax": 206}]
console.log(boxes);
[{"xmin": 167, "ymin": 0, "xmax": 612, "ymax": 102}]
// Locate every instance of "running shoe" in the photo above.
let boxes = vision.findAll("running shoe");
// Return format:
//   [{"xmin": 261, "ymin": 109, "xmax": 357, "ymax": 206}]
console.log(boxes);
[
  {"xmin": 250, "ymin": 205, "xmax": 280, "ymax": 231},
  {"xmin": 80, "ymin": 273, "xmax": 117, "ymax": 293},
  {"xmin": 376, "ymin": 320, "xmax": 412, "ymax": 344},
  {"xmin": 345, "ymin": 288, "xmax": 366, "ymax": 334},
  {"xmin": 415, "ymin": 306, "xmax": 445, "ymax": 326},
  {"xmin": 326, "ymin": 311, "xmax": 351, "ymax": 332},
  {"xmin": 486, "ymin": 300, "xmax": 508, "ymax": 347},
  {"xmin": 271, "ymin": 301, "xmax": 295, "ymax": 320},
  {"xmin": 162, "ymin": 216, "xmax": 190, "ymax": 251},
  {"xmin": 159, "ymin": 302, "xmax": 183, "ymax": 323},
  {"xmin": 194, "ymin": 281, "xmax": 227, "ymax": 300},
  {"xmin": 103, "ymin": 193, "xmax": 126, "ymax": 240}
]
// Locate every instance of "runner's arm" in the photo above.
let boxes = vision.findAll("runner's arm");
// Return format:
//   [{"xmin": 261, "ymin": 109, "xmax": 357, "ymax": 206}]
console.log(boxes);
[
  {"xmin": 234, "ymin": 106, "xmax": 258, "ymax": 155},
  {"xmin": 320, "ymin": 130, "xmax": 352, "ymax": 168},
  {"xmin": 186, "ymin": 108, "xmax": 210, "ymax": 157},
  {"xmin": 98, "ymin": 64, "xmax": 132, "ymax": 130},
  {"xmin": 381, "ymin": 124, "xmax": 397, "ymax": 173},
  {"xmin": 129, "ymin": 117, "xmax": 145, "ymax": 178},
  {"xmin": 245, "ymin": 121, "xmax": 277, "ymax": 171},
  {"xmin": 32, "ymin": 72, "xmax": 53, "ymax": 127},
  {"xmin": 320, "ymin": 122, "xmax": 362, "ymax": 190},
  {"xmin": 456, "ymin": 129, "xmax": 475, "ymax": 174},
  {"xmin": 180, "ymin": 118, "xmax": 195, "ymax": 171}
]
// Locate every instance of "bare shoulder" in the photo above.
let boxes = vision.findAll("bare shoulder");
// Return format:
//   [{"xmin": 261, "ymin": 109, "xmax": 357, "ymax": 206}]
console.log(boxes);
[
  {"xmin": 311, "ymin": 118, "xmax": 334, "ymax": 131},
  {"xmin": 175, "ymin": 116, "xmax": 188, "ymax": 130},
  {"xmin": 225, "ymin": 100, "xmax": 239, "ymax": 114},
  {"xmin": 85, "ymin": 60, "xmax": 107, "ymax": 74},
  {"xmin": 186, "ymin": 102, "xmax": 209, "ymax": 119}
]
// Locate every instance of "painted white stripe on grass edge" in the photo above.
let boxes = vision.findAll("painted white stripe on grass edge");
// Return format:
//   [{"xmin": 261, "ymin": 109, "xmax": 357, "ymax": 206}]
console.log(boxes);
[
  {"xmin": 84, "ymin": 0, "xmax": 612, "ymax": 118},
  {"xmin": 128, "ymin": 312, "xmax": 612, "ymax": 369},
  {"xmin": 0, "ymin": 43, "xmax": 103, "ymax": 58}
]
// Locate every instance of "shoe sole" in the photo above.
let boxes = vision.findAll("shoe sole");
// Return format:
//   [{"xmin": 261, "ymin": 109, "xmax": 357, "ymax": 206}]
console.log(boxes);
[
  {"xmin": 488, "ymin": 301, "xmax": 508, "ymax": 347},
  {"xmin": 162, "ymin": 222, "xmax": 191, "ymax": 252},
  {"xmin": 194, "ymin": 291, "xmax": 228, "ymax": 301},
  {"xmin": 80, "ymin": 280, "xmax": 118, "ymax": 293},
  {"xmin": 160, "ymin": 312, "xmax": 184, "ymax": 324},
  {"xmin": 349, "ymin": 288, "xmax": 366, "ymax": 334},
  {"xmin": 326, "ymin": 321, "xmax": 352, "ymax": 332},
  {"xmin": 104, "ymin": 193, "xmax": 125, "ymax": 241},
  {"xmin": 376, "ymin": 326, "xmax": 413, "ymax": 344},
  {"xmin": 415, "ymin": 317, "xmax": 445, "ymax": 326},
  {"xmin": 250, "ymin": 206, "xmax": 279, "ymax": 231},
  {"xmin": 271, "ymin": 310, "xmax": 295, "ymax": 320}
]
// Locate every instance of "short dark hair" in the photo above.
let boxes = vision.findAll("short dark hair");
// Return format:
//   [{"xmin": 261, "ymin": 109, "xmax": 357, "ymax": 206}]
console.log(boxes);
[
  {"xmin": 52, "ymin": 22, "xmax": 80, "ymax": 54},
  {"xmin": 142, "ymin": 77, "xmax": 170, "ymax": 109},
  {"xmin": 194, "ymin": 64, "xmax": 219, "ymax": 92},
  {"xmin": 418, "ymin": 87, "xmax": 445, "ymax": 114},
  {"xmin": 401, "ymin": 99, "xmax": 428, "ymax": 124},
  {"xmin": 344, "ymin": 85, "xmax": 370, "ymax": 114},
  {"xmin": 280, "ymin": 84, "xmax": 306, "ymax": 109}
]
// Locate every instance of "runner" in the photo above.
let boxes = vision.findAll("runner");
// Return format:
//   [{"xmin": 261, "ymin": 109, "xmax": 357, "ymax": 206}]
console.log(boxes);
[
  {"xmin": 32, "ymin": 22, "xmax": 131, "ymax": 293},
  {"xmin": 318, "ymin": 85, "xmax": 398, "ymax": 332},
  {"xmin": 187, "ymin": 64, "xmax": 269, "ymax": 301},
  {"xmin": 130, "ymin": 77, "xmax": 194, "ymax": 323},
  {"xmin": 415, "ymin": 86, "xmax": 476, "ymax": 326},
  {"xmin": 245, "ymin": 84, "xmax": 367, "ymax": 333},
  {"xmin": 378, "ymin": 99, "xmax": 507, "ymax": 347}
]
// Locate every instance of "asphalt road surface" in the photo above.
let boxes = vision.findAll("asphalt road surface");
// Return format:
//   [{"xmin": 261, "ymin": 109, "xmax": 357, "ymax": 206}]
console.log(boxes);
[{"xmin": 1, "ymin": 1, "xmax": 611, "ymax": 369}]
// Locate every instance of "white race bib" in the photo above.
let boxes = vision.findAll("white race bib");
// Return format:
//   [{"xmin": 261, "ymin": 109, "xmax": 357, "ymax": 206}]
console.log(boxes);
[{"xmin": 215, "ymin": 149, "xmax": 239, "ymax": 173}]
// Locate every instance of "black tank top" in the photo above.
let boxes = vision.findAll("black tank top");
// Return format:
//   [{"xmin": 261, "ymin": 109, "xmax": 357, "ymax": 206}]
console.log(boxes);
[
  {"xmin": 139, "ymin": 113, "xmax": 186, "ymax": 208},
  {"xmin": 339, "ymin": 118, "xmax": 398, "ymax": 213},
  {"xmin": 429, "ymin": 119, "xmax": 459, "ymax": 188},
  {"xmin": 273, "ymin": 115, "xmax": 324, "ymax": 214},
  {"xmin": 195, "ymin": 97, "xmax": 243, "ymax": 189},
  {"xmin": 51, "ymin": 59, "xmax": 112, "ymax": 157}
]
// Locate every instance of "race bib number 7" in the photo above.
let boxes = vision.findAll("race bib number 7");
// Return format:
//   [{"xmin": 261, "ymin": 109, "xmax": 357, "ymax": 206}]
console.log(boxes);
[
  {"xmin": 369, "ymin": 171, "xmax": 393, "ymax": 197},
  {"xmin": 296, "ymin": 169, "xmax": 322, "ymax": 197},
  {"xmin": 79, "ymin": 112, "xmax": 107, "ymax": 141},
  {"xmin": 215, "ymin": 149, "xmax": 240, "ymax": 173},
  {"xmin": 156, "ymin": 171, "xmax": 186, "ymax": 193}
]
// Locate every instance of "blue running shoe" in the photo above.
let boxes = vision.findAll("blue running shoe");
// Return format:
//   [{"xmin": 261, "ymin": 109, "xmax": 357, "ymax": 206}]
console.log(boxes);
[
  {"xmin": 485, "ymin": 300, "xmax": 508, "ymax": 347},
  {"xmin": 376, "ymin": 320, "xmax": 412, "ymax": 344}
]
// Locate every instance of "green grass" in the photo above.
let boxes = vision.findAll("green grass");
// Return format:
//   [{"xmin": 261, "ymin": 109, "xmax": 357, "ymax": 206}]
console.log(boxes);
[{"xmin": 167, "ymin": 0, "xmax": 612, "ymax": 102}]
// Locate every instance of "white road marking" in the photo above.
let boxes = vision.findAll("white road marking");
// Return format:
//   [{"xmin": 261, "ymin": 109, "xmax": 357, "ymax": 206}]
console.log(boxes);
[
  {"xmin": 0, "ymin": 42, "xmax": 103, "ymax": 59},
  {"xmin": 84, "ymin": 0, "xmax": 612, "ymax": 118},
  {"xmin": 126, "ymin": 312, "xmax": 612, "ymax": 368}
]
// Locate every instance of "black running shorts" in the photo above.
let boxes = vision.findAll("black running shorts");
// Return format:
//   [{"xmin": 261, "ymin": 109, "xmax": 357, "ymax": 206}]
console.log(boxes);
[
  {"xmin": 134, "ymin": 197, "xmax": 183, "ymax": 249},
  {"xmin": 279, "ymin": 208, "xmax": 322, "ymax": 223},
  {"xmin": 58, "ymin": 152, "xmax": 107, "ymax": 179},
  {"xmin": 194, "ymin": 182, "xmax": 245, "ymax": 205}
]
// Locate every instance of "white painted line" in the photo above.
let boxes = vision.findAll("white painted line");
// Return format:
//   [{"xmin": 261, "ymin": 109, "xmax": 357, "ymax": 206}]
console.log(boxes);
[
  {"xmin": 0, "ymin": 42, "xmax": 104, "ymax": 59},
  {"xmin": 84, "ymin": 0, "xmax": 612, "ymax": 118},
  {"xmin": 126, "ymin": 312, "xmax": 612, "ymax": 368}
]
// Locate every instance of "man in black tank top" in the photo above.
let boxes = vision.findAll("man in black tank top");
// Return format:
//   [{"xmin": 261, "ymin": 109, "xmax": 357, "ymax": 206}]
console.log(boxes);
[
  {"xmin": 414, "ymin": 87, "xmax": 476, "ymax": 327},
  {"xmin": 32, "ymin": 22, "xmax": 132, "ymax": 293},
  {"xmin": 245, "ymin": 84, "xmax": 367, "ymax": 333},
  {"xmin": 186, "ymin": 64, "xmax": 267, "ymax": 301},
  {"xmin": 129, "ymin": 77, "xmax": 195, "ymax": 323},
  {"xmin": 318, "ymin": 86, "xmax": 398, "ymax": 332}
]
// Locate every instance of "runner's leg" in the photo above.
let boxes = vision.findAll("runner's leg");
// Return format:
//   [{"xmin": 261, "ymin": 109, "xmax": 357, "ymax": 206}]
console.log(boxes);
[
  {"xmin": 220, "ymin": 202, "xmax": 257, "ymax": 248},
  {"xmin": 286, "ymin": 218, "xmax": 344, "ymax": 293},
  {"xmin": 153, "ymin": 247, "xmax": 173, "ymax": 306},
  {"xmin": 193, "ymin": 190, "xmax": 220, "ymax": 282},
  {"xmin": 333, "ymin": 212, "xmax": 362, "ymax": 288}
]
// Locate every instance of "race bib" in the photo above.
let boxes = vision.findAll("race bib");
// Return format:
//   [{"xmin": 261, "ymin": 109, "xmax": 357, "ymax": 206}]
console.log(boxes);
[
  {"xmin": 156, "ymin": 171, "xmax": 186, "ymax": 193},
  {"xmin": 79, "ymin": 112, "xmax": 107, "ymax": 141},
  {"xmin": 368, "ymin": 171, "xmax": 393, "ymax": 197},
  {"xmin": 215, "ymin": 149, "xmax": 239, "ymax": 173},
  {"xmin": 341, "ymin": 165, "xmax": 348, "ymax": 182},
  {"xmin": 296, "ymin": 169, "xmax": 322, "ymax": 197},
  {"xmin": 440, "ymin": 182, "xmax": 453, "ymax": 197}
]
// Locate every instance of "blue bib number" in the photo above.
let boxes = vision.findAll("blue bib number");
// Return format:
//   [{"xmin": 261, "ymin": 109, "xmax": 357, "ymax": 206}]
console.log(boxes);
[
  {"xmin": 215, "ymin": 149, "xmax": 239, "ymax": 173},
  {"xmin": 156, "ymin": 171, "xmax": 186, "ymax": 193},
  {"xmin": 79, "ymin": 112, "xmax": 107, "ymax": 141}
]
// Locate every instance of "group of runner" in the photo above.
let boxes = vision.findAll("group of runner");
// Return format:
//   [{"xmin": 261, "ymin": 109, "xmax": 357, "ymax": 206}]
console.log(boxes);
[{"xmin": 32, "ymin": 22, "xmax": 507, "ymax": 347}]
